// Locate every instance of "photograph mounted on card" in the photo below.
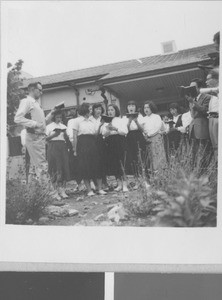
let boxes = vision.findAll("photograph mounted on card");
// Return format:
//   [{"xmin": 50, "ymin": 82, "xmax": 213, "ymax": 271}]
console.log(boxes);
[{"xmin": 0, "ymin": 0, "xmax": 222, "ymax": 269}]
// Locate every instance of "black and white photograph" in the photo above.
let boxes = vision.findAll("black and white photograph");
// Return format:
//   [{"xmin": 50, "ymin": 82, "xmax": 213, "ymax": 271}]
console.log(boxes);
[{"xmin": 0, "ymin": 1, "xmax": 222, "ymax": 267}]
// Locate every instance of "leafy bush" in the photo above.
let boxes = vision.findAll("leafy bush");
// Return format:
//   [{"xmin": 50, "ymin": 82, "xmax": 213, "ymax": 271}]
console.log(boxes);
[
  {"xmin": 6, "ymin": 179, "xmax": 51, "ymax": 224},
  {"xmin": 124, "ymin": 138, "xmax": 217, "ymax": 227},
  {"xmin": 154, "ymin": 171, "xmax": 217, "ymax": 227}
]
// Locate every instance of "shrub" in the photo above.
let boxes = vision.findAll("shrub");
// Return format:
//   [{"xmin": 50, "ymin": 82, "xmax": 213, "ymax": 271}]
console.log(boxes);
[
  {"xmin": 124, "ymin": 137, "xmax": 217, "ymax": 227},
  {"xmin": 6, "ymin": 178, "xmax": 51, "ymax": 224},
  {"xmin": 154, "ymin": 170, "xmax": 217, "ymax": 227}
]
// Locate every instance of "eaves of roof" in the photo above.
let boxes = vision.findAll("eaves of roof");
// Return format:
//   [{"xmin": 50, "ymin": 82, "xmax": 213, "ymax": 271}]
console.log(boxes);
[{"xmin": 22, "ymin": 43, "xmax": 215, "ymax": 88}]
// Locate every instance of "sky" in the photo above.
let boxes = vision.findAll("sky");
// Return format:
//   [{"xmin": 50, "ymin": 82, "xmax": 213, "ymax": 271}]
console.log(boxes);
[{"xmin": 3, "ymin": 1, "xmax": 222, "ymax": 77}]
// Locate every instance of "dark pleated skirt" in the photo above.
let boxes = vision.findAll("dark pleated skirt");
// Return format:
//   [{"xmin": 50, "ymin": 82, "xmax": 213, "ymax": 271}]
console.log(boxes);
[
  {"xmin": 77, "ymin": 135, "xmax": 100, "ymax": 180},
  {"xmin": 167, "ymin": 130, "xmax": 182, "ymax": 151},
  {"xmin": 96, "ymin": 134, "xmax": 108, "ymax": 178},
  {"xmin": 47, "ymin": 140, "xmax": 70, "ymax": 183},
  {"xmin": 105, "ymin": 134, "xmax": 127, "ymax": 177},
  {"xmin": 125, "ymin": 130, "xmax": 146, "ymax": 175}
]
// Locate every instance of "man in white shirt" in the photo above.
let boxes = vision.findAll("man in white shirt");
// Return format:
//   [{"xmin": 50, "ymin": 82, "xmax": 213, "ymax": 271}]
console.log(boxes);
[
  {"xmin": 14, "ymin": 82, "xmax": 62, "ymax": 201},
  {"xmin": 206, "ymin": 69, "xmax": 219, "ymax": 162}
]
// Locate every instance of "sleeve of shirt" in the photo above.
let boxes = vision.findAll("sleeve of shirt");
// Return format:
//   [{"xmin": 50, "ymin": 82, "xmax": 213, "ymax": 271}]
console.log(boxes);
[
  {"xmin": 14, "ymin": 98, "xmax": 37, "ymax": 128},
  {"xmin": 117, "ymin": 118, "xmax": 128, "ymax": 135},
  {"xmin": 154, "ymin": 115, "xmax": 163, "ymax": 133},
  {"xmin": 66, "ymin": 119, "xmax": 73, "ymax": 142},
  {"xmin": 177, "ymin": 113, "xmax": 192, "ymax": 133},
  {"xmin": 137, "ymin": 114, "xmax": 144, "ymax": 125},
  {"xmin": 100, "ymin": 123, "xmax": 109, "ymax": 136},
  {"xmin": 46, "ymin": 124, "xmax": 53, "ymax": 136},
  {"xmin": 72, "ymin": 118, "xmax": 80, "ymax": 131}
]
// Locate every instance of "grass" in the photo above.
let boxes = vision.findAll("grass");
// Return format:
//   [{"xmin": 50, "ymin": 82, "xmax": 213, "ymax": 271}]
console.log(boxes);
[{"xmin": 124, "ymin": 137, "xmax": 217, "ymax": 227}]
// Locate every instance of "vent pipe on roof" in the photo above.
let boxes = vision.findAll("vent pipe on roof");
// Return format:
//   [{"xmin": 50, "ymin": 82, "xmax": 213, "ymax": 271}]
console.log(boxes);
[{"xmin": 161, "ymin": 40, "xmax": 177, "ymax": 55}]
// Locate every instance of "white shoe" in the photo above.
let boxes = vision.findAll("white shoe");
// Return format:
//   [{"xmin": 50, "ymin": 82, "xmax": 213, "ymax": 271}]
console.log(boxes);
[
  {"xmin": 114, "ymin": 186, "xmax": 122, "ymax": 192},
  {"xmin": 90, "ymin": 181, "xmax": 96, "ymax": 190},
  {"xmin": 87, "ymin": 191, "xmax": 95, "ymax": 197},
  {"xmin": 98, "ymin": 190, "xmax": 107, "ymax": 195},
  {"xmin": 122, "ymin": 186, "xmax": 129, "ymax": 192}
]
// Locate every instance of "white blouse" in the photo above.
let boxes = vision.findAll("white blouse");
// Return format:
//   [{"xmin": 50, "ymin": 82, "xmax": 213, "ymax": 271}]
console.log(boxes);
[
  {"xmin": 209, "ymin": 95, "xmax": 219, "ymax": 113},
  {"xmin": 142, "ymin": 114, "xmax": 163, "ymax": 136},
  {"xmin": 122, "ymin": 114, "xmax": 144, "ymax": 131},
  {"xmin": 72, "ymin": 116, "xmax": 97, "ymax": 136},
  {"xmin": 46, "ymin": 122, "xmax": 67, "ymax": 141},
  {"xmin": 177, "ymin": 111, "xmax": 193, "ymax": 133},
  {"xmin": 89, "ymin": 116, "xmax": 102, "ymax": 132},
  {"xmin": 101, "ymin": 117, "xmax": 128, "ymax": 136}
]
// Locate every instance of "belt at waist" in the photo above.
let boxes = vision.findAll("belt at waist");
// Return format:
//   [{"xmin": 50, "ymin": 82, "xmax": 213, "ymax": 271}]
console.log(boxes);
[
  {"xmin": 26, "ymin": 128, "xmax": 46, "ymax": 136},
  {"xmin": 208, "ymin": 112, "xmax": 219, "ymax": 118}
]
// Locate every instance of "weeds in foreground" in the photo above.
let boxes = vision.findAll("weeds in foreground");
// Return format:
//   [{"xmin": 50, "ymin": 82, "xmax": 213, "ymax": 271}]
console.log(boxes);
[
  {"xmin": 6, "ymin": 178, "xmax": 51, "ymax": 224},
  {"xmin": 125, "ymin": 138, "xmax": 217, "ymax": 227}
]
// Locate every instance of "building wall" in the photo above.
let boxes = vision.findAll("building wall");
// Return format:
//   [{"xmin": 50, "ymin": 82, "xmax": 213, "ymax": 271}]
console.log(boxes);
[
  {"xmin": 41, "ymin": 83, "xmax": 120, "ymax": 113},
  {"xmin": 41, "ymin": 86, "xmax": 77, "ymax": 110}
]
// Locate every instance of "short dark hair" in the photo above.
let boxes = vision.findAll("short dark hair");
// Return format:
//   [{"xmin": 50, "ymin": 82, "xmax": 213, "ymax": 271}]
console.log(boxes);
[
  {"xmin": 208, "ymin": 68, "xmax": 219, "ymax": 80},
  {"xmin": 51, "ymin": 110, "xmax": 64, "ymax": 122},
  {"xmin": 92, "ymin": 103, "xmax": 105, "ymax": 116},
  {"xmin": 143, "ymin": 101, "xmax": 158, "ymax": 114},
  {"xmin": 161, "ymin": 113, "xmax": 170, "ymax": 119},
  {"xmin": 190, "ymin": 78, "xmax": 205, "ymax": 88},
  {"xmin": 169, "ymin": 102, "xmax": 181, "ymax": 113},
  {"xmin": 108, "ymin": 104, "xmax": 120, "ymax": 117},
  {"xmin": 126, "ymin": 100, "xmax": 138, "ymax": 112},
  {"xmin": 213, "ymin": 31, "xmax": 220, "ymax": 45},
  {"xmin": 28, "ymin": 82, "xmax": 42, "ymax": 90},
  {"xmin": 78, "ymin": 103, "xmax": 90, "ymax": 116}
]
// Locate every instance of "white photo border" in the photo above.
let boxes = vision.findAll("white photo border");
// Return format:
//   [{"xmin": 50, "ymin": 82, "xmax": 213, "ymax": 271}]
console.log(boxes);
[{"xmin": 1, "ymin": 1, "xmax": 222, "ymax": 272}]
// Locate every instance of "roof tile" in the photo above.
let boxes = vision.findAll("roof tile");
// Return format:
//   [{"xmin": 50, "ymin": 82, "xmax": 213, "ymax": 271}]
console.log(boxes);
[{"xmin": 23, "ymin": 44, "xmax": 215, "ymax": 87}]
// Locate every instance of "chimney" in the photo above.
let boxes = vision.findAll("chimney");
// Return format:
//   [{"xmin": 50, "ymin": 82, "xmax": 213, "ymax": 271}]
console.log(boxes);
[{"xmin": 161, "ymin": 40, "xmax": 177, "ymax": 55}]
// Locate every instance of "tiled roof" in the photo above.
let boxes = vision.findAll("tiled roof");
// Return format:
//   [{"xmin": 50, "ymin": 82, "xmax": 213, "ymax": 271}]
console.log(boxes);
[{"xmin": 23, "ymin": 44, "xmax": 215, "ymax": 87}]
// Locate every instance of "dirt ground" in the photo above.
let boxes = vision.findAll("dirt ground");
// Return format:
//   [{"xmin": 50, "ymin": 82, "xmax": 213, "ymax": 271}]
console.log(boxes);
[{"xmin": 43, "ymin": 178, "xmax": 154, "ymax": 227}]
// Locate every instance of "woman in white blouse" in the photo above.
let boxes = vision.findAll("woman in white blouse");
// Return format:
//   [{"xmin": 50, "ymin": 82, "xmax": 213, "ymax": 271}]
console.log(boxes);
[
  {"xmin": 142, "ymin": 101, "xmax": 167, "ymax": 172},
  {"xmin": 72, "ymin": 103, "xmax": 107, "ymax": 196},
  {"xmin": 122, "ymin": 100, "xmax": 146, "ymax": 176},
  {"xmin": 90, "ymin": 103, "xmax": 109, "ymax": 191},
  {"xmin": 46, "ymin": 110, "xmax": 70, "ymax": 199},
  {"xmin": 101, "ymin": 104, "xmax": 128, "ymax": 192}
]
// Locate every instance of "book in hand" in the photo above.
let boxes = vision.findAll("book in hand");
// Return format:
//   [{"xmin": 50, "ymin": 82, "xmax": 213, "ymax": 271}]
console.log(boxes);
[
  {"xmin": 165, "ymin": 120, "xmax": 175, "ymax": 128},
  {"xmin": 53, "ymin": 128, "xmax": 66, "ymax": 133},
  {"xmin": 101, "ymin": 115, "xmax": 113, "ymax": 123},
  {"xmin": 54, "ymin": 101, "xmax": 65, "ymax": 110},
  {"xmin": 179, "ymin": 85, "xmax": 197, "ymax": 98},
  {"xmin": 126, "ymin": 112, "xmax": 138, "ymax": 118}
]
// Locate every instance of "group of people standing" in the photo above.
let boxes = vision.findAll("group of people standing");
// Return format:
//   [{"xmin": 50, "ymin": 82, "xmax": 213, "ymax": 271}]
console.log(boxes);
[
  {"xmin": 14, "ymin": 69, "xmax": 219, "ymax": 201},
  {"xmin": 161, "ymin": 71, "xmax": 219, "ymax": 171},
  {"xmin": 52, "ymin": 100, "xmax": 167, "ymax": 198},
  {"xmin": 13, "ymin": 32, "xmax": 219, "ymax": 202}
]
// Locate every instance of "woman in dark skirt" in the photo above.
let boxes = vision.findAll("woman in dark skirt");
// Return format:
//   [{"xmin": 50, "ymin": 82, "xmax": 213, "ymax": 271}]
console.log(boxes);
[
  {"xmin": 72, "ymin": 103, "xmax": 107, "ymax": 196},
  {"xmin": 122, "ymin": 100, "xmax": 146, "ymax": 176},
  {"xmin": 46, "ymin": 110, "xmax": 70, "ymax": 199},
  {"xmin": 90, "ymin": 103, "xmax": 109, "ymax": 190},
  {"xmin": 101, "ymin": 104, "xmax": 128, "ymax": 192}
]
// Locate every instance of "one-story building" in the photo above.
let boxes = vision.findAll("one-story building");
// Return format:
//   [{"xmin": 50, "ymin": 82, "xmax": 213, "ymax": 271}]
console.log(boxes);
[{"xmin": 22, "ymin": 43, "xmax": 216, "ymax": 118}]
